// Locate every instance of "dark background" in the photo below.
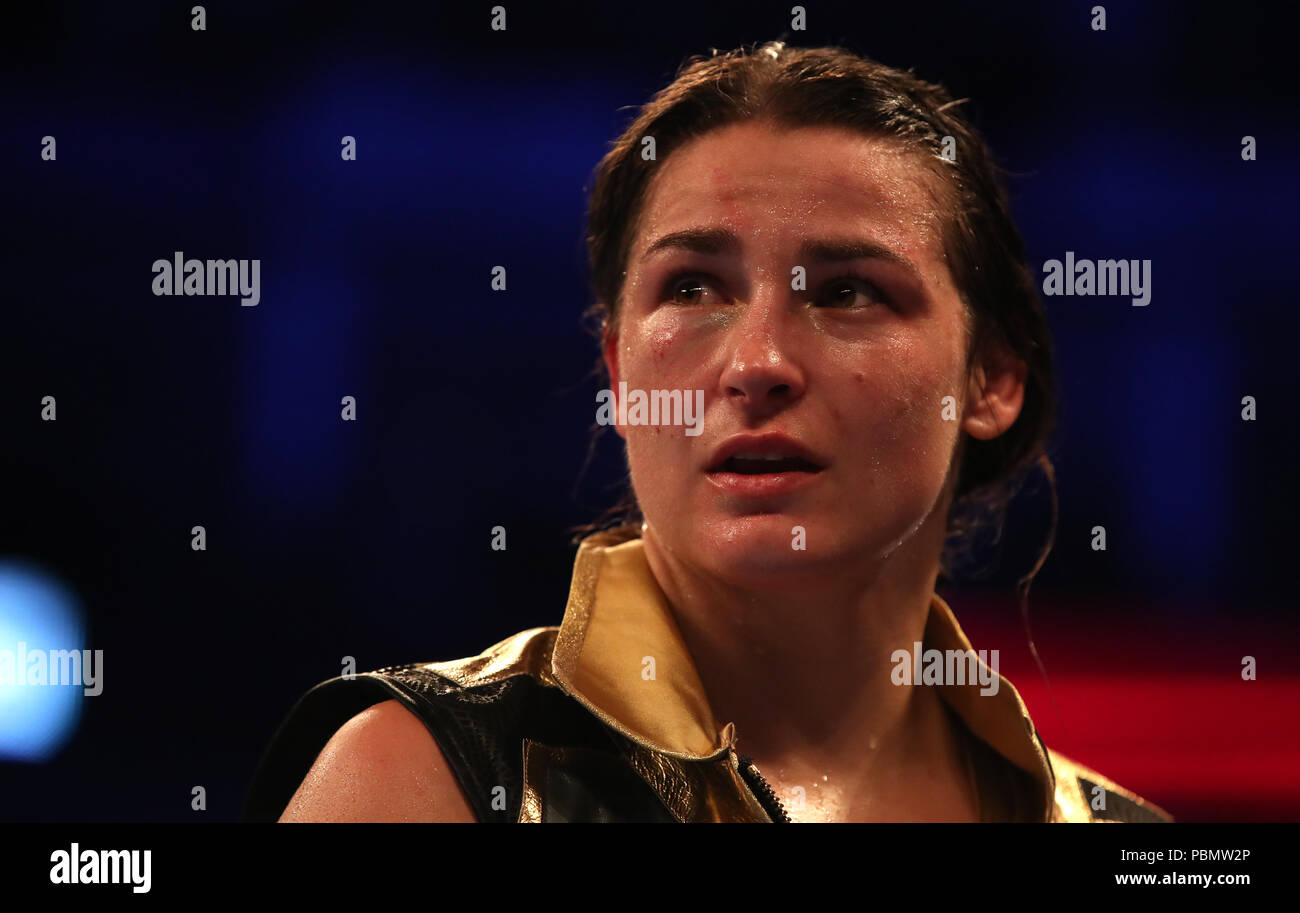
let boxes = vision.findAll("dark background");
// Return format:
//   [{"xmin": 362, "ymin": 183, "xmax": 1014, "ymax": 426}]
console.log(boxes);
[{"xmin": 1, "ymin": 0, "xmax": 1295, "ymax": 821}]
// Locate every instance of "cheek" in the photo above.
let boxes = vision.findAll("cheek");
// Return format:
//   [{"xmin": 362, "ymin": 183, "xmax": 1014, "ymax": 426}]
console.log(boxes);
[
  {"xmin": 621, "ymin": 320, "xmax": 691, "ymax": 467},
  {"xmin": 624, "ymin": 311, "xmax": 696, "ymax": 384},
  {"xmin": 842, "ymin": 343, "xmax": 963, "ymax": 470},
  {"xmin": 624, "ymin": 420, "xmax": 681, "ymax": 518}
]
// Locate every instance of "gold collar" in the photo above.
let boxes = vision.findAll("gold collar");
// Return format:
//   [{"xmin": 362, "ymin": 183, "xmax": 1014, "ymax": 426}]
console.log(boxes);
[{"xmin": 550, "ymin": 532, "xmax": 1057, "ymax": 820}]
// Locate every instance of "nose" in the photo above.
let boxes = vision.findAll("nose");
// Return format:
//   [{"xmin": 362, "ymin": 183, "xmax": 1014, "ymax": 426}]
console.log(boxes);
[{"xmin": 717, "ymin": 289, "xmax": 806, "ymax": 419}]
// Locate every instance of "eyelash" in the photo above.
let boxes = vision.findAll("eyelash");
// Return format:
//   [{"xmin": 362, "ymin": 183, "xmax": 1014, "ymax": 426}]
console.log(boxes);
[{"xmin": 661, "ymin": 271, "xmax": 891, "ymax": 309}]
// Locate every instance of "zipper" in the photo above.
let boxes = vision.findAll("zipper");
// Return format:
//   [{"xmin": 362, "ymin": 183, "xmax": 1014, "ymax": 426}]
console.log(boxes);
[{"xmin": 735, "ymin": 752, "xmax": 792, "ymax": 823}]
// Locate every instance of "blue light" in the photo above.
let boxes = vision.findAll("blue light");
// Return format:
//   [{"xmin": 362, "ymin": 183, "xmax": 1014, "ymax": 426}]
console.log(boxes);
[{"xmin": 0, "ymin": 561, "xmax": 86, "ymax": 762}]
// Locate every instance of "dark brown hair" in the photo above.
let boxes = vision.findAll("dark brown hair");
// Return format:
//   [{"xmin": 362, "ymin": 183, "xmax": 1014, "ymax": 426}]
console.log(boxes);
[{"xmin": 576, "ymin": 40, "xmax": 1058, "ymax": 587}]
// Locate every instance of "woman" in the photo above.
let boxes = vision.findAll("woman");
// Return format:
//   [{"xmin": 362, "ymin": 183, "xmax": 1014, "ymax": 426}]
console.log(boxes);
[{"xmin": 244, "ymin": 41, "xmax": 1171, "ymax": 823}]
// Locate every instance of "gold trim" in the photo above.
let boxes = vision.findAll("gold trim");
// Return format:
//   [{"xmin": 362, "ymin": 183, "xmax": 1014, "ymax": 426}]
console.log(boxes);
[
  {"xmin": 421, "ymin": 626, "xmax": 560, "ymax": 689},
  {"xmin": 518, "ymin": 740, "xmax": 547, "ymax": 823},
  {"xmin": 1050, "ymin": 749, "xmax": 1174, "ymax": 822},
  {"xmin": 551, "ymin": 534, "xmax": 733, "ymax": 761},
  {"xmin": 1048, "ymin": 750, "xmax": 1093, "ymax": 822},
  {"xmin": 925, "ymin": 593, "xmax": 1057, "ymax": 821}
]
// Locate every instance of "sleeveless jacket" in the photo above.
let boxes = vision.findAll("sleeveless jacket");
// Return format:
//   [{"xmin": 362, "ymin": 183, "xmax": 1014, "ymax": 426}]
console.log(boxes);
[{"xmin": 243, "ymin": 533, "xmax": 1173, "ymax": 823}]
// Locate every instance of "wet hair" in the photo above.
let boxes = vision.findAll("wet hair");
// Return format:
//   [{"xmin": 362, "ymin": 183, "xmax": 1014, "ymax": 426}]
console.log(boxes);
[{"xmin": 575, "ymin": 40, "xmax": 1058, "ymax": 588}]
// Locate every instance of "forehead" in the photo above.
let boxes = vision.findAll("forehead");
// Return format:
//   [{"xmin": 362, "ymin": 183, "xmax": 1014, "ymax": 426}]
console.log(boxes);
[{"xmin": 630, "ymin": 120, "xmax": 949, "ymax": 262}]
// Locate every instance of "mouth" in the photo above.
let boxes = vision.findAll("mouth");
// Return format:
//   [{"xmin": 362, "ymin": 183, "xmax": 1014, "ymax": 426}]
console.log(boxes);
[
  {"xmin": 711, "ymin": 452, "xmax": 824, "ymax": 475},
  {"xmin": 704, "ymin": 434, "xmax": 827, "ymax": 498}
]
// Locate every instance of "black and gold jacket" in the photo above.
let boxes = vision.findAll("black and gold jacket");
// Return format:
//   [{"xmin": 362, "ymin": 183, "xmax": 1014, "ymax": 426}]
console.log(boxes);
[{"xmin": 244, "ymin": 533, "xmax": 1173, "ymax": 823}]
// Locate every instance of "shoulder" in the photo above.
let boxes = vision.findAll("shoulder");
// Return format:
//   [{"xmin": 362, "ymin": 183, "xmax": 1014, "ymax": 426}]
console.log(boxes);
[
  {"xmin": 279, "ymin": 699, "xmax": 475, "ymax": 822},
  {"xmin": 1048, "ymin": 749, "xmax": 1174, "ymax": 823},
  {"xmin": 245, "ymin": 625, "xmax": 591, "ymax": 823}
]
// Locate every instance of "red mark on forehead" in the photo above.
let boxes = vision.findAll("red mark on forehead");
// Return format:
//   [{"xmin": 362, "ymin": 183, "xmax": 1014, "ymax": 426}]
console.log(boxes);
[
  {"xmin": 708, "ymin": 163, "xmax": 733, "ymax": 186},
  {"xmin": 704, "ymin": 165, "xmax": 746, "ymax": 227}
]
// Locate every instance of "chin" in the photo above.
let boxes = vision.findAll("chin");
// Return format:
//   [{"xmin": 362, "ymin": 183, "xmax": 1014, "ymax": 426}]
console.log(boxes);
[{"xmin": 688, "ymin": 513, "xmax": 850, "ymax": 584}]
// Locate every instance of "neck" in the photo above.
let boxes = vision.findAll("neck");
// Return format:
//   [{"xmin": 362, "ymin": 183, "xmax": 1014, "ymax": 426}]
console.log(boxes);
[{"xmin": 639, "ymin": 497, "xmax": 969, "ymax": 819}]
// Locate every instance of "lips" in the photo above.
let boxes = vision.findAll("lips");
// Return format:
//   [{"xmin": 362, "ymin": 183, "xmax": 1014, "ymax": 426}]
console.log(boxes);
[
  {"xmin": 706, "ymin": 433, "xmax": 827, "ymax": 474},
  {"xmin": 704, "ymin": 433, "xmax": 827, "ymax": 498}
]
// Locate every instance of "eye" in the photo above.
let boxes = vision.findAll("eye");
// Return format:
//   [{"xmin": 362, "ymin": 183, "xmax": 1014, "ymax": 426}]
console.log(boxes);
[
  {"xmin": 816, "ymin": 276, "xmax": 890, "ymax": 309},
  {"xmin": 662, "ymin": 272, "xmax": 722, "ymax": 306}
]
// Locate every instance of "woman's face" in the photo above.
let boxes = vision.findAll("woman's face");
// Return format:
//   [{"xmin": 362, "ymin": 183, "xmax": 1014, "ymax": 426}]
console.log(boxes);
[{"xmin": 606, "ymin": 119, "xmax": 1023, "ymax": 585}]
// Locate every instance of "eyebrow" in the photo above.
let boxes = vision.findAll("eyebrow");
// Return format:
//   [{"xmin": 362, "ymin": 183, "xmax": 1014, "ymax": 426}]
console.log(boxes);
[{"xmin": 640, "ymin": 227, "xmax": 921, "ymax": 277}]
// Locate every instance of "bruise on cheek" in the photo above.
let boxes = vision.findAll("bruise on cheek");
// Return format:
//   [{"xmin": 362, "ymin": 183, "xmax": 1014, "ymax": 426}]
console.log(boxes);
[
  {"xmin": 648, "ymin": 325, "xmax": 679, "ymax": 360},
  {"xmin": 633, "ymin": 303, "xmax": 689, "ymax": 366},
  {"xmin": 622, "ymin": 313, "xmax": 689, "ymax": 398}
]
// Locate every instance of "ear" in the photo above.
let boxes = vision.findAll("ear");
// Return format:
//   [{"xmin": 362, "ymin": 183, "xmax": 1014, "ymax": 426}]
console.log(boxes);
[
  {"xmin": 602, "ymin": 328, "xmax": 627, "ymax": 441},
  {"xmin": 962, "ymin": 340, "xmax": 1027, "ymax": 441}
]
